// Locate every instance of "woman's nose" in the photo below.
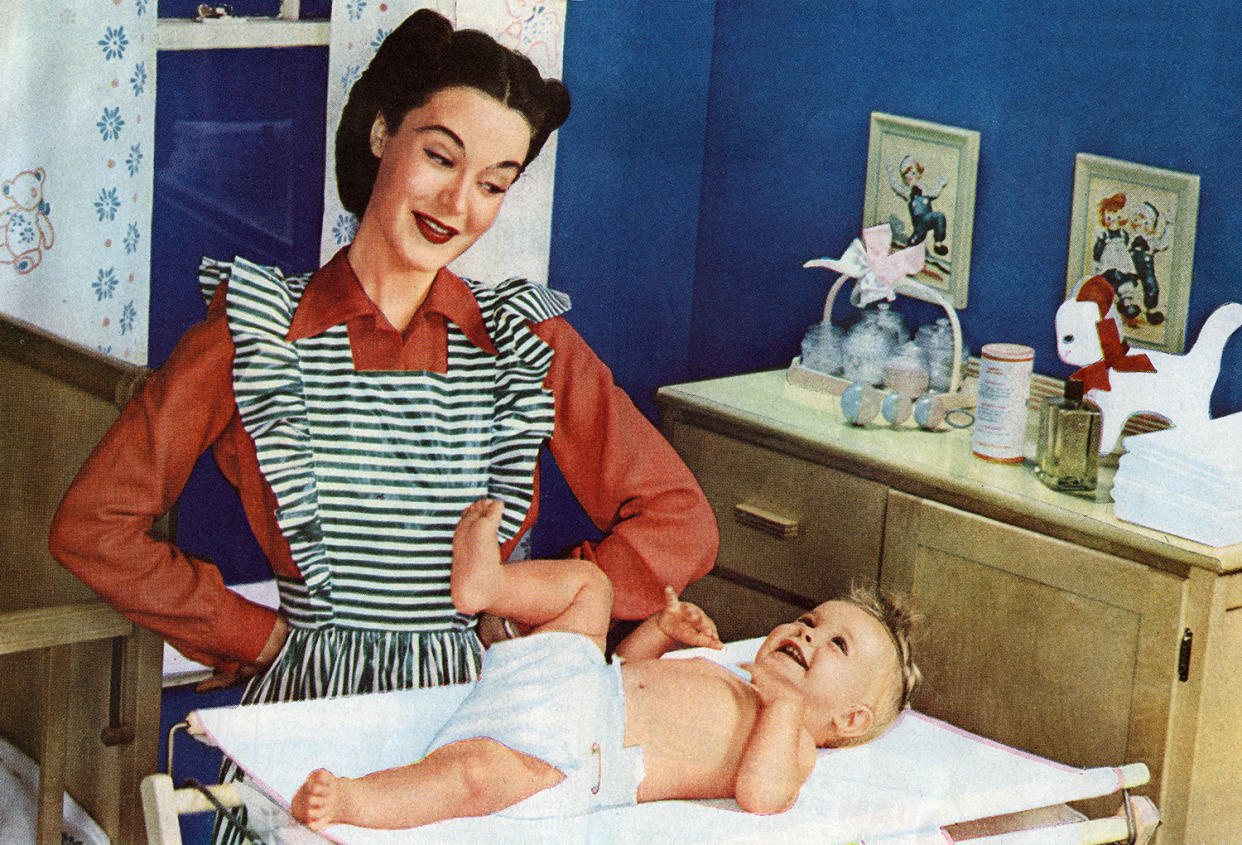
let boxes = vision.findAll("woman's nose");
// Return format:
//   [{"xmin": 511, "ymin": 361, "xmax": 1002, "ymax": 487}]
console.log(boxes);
[{"xmin": 438, "ymin": 173, "xmax": 469, "ymax": 215}]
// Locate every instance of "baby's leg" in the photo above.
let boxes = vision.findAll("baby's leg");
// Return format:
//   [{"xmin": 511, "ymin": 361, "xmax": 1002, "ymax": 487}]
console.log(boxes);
[
  {"xmin": 290, "ymin": 738, "xmax": 563, "ymax": 831},
  {"xmin": 451, "ymin": 499, "xmax": 612, "ymax": 651}
]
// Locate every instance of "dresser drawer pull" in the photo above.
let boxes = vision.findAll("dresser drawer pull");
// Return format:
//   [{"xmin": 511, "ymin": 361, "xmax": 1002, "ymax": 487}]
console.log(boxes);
[{"xmin": 733, "ymin": 503, "xmax": 800, "ymax": 539}]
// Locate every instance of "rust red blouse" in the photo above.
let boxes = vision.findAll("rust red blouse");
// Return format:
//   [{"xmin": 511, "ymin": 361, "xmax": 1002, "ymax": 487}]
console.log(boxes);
[{"xmin": 50, "ymin": 249, "xmax": 717, "ymax": 675}]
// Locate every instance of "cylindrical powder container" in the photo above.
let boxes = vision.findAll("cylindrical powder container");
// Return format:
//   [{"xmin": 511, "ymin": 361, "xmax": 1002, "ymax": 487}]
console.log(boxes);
[{"xmin": 970, "ymin": 343, "xmax": 1034, "ymax": 462}]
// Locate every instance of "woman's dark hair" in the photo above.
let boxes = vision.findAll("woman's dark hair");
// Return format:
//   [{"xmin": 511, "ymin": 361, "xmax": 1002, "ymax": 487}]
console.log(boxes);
[{"xmin": 336, "ymin": 9, "xmax": 571, "ymax": 217}]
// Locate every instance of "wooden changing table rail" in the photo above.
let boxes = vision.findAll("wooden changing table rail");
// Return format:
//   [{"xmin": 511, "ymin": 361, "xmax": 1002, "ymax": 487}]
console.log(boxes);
[
  {"xmin": 1, "ymin": 312, "xmax": 165, "ymax": 844},
  {"xmin": 0, "ymin": 601, "xmax": 132, "ymax": 656},
  {"xmin": 0, "ymin": 602, "xmax": 146, "ymax": 844}
]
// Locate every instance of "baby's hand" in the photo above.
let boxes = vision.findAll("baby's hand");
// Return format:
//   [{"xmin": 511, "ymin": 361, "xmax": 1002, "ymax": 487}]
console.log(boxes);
[
  {"xmin": 657, "ymin": 586, "xmax": 723, "ymax": 650},
  {"xmin": 738, "ymin": 660, "xmax": 807, "ymax": 711}
]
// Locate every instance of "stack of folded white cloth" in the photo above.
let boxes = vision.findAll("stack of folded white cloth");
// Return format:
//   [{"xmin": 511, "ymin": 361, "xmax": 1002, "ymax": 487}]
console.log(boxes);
[{"xmin": 1112, "ymin": 412, "xmax": 1242, "ymax": 547}]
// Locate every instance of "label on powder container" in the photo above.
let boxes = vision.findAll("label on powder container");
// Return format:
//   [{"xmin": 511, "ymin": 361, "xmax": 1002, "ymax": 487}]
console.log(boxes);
[{"xmin": 970, "ymin": 343, "xmax": 1034, "ymax": 463}]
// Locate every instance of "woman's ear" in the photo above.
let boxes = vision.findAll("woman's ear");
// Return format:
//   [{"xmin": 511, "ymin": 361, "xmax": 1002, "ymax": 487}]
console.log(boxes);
[{"xmin": 370, "ymin": 113, "xmax": 389, "ymax": 159}]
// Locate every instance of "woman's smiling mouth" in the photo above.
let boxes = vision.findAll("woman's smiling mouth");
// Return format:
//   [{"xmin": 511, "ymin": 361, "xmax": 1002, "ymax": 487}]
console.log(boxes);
[{"xmin": 414, "ymin": 212, "xmax": 458, "ymax": 245}]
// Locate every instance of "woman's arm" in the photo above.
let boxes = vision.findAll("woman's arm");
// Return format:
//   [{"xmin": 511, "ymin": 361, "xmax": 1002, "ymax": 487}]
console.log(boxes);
[
  {"xmin": 533, "ymin": 317, "xmax": 718, "ymax": 620},
  {"xmin": 48, "ymin": 296, "xmax": 281, "ymax": 675}
]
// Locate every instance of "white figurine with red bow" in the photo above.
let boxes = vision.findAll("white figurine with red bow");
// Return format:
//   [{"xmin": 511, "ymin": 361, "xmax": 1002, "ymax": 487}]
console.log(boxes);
[{"xmin": 1055, "ymin": 275, "xmax": 1242, "ymax": 453}]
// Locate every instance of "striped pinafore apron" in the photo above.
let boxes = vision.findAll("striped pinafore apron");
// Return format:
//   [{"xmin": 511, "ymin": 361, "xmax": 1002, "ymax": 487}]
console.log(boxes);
[{"xmin": 198, "ymin": 257, "xmax": 569, "ymax": 842}]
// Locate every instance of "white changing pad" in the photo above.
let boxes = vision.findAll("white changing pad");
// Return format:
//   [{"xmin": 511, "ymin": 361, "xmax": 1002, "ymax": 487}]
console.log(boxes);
[{"xmin": 192, "ymin": 640, "xmax": 1144, "ymax": 845}]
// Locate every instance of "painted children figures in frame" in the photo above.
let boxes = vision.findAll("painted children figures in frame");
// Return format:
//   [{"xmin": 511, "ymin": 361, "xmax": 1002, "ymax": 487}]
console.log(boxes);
[
  {"xmin": 1066, "ymin": 153, "xmax": 1199, "ymax": 353},
  {"xmin": 863, "ymin": 113, "xmax": 980, "ymax": 310}
]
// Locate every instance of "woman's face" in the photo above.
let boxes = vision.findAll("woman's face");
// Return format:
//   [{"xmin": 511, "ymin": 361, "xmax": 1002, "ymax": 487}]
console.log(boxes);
[{"xmin": 359, "ymin": 86, "xmax": 532, "ymax": 279}]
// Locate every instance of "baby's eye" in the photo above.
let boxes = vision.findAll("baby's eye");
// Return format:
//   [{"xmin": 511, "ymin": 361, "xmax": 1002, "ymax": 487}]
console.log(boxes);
[{"xmin": 832, "ymin": 635, "xmax": 848, "ymax": 654}]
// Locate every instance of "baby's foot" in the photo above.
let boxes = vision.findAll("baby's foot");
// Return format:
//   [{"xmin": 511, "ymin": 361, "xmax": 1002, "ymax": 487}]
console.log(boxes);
[
  {"xmin": 450, "ymin": 499, "xmax": 505, "ymax": 615},
  {"xmin": 291, "ymin": 768, "xmax": 352, "ymax": 832}
]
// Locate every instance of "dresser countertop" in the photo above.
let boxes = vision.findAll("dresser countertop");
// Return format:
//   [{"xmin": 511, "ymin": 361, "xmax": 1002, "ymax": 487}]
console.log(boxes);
[{"xmin": 657, "ymin": 369, "xmax": 1242, "ymax": 575}]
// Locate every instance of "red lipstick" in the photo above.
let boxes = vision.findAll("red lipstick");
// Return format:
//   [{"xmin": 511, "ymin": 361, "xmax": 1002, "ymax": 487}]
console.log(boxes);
[{"xmin": 414, "ymin": 212, "xmax": 457, "ymax": 245}]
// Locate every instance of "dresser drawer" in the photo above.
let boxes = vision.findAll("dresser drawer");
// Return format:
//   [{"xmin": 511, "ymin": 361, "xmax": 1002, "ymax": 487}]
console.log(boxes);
[{"xmin": 668, "ymin": 421, "xmax": 886, "ymax": 604}]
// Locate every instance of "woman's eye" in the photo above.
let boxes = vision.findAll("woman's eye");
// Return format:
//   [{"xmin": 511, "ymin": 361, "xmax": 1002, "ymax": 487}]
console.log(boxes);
[{"xmin": 480, "ymin": 181, "xmax": 508, "ymax": 196}]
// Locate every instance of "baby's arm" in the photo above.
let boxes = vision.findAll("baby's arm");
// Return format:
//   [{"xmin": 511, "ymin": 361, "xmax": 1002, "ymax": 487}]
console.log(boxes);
[
  {"xmin": 732, "ymin": 661, "xmax": 817, "ymax": 814},
  {"xmin": 613, "ymin": 586, "xmax": 722, "ymax": 660}
]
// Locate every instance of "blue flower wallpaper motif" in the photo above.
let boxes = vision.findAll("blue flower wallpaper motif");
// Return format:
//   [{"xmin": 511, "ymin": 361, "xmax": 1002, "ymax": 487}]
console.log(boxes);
[
  {"xmin": 94, "ymin": 187, "xmax": 121, "ymax": 222},
  {"xmin": 2, "ymin": 1, "xmax": 156, "ymax": 364},
  {"xmin": 98, "ymin": 26, "xmax": 128, "ymax": 61}
]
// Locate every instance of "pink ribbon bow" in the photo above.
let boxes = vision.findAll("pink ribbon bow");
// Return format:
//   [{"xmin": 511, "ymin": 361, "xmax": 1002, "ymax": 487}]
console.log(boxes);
[{"xmin": 805, "ymin": 223, "xmax": 926, "ymax": 307}]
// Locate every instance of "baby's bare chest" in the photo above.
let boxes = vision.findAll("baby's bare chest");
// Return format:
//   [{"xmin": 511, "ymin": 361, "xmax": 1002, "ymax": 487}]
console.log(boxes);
[{"xmin": 620, "ymin": 659, "xmax": 758, "ymax": 797}]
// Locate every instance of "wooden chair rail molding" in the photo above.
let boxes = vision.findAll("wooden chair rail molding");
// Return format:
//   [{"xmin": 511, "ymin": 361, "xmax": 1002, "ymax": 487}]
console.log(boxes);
[{"xmin": 0, "ymin": 312, "xmax": 149, "ymax": 408}]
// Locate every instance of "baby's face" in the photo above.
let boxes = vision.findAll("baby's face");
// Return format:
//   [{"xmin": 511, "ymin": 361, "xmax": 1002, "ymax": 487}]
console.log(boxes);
[{"xmin": 754, "ymin": 600, "xmax": 897, "ymax": 728}]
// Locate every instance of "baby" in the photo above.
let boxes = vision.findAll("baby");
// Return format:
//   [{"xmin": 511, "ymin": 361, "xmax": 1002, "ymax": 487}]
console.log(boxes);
[{"xmin": 291, "ymin": 499, "xmax": 919, "ymax": 831}]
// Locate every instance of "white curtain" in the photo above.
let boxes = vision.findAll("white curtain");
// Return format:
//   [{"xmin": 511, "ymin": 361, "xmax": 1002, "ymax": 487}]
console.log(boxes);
[
  {"xmin": 318, "ymin": 0, "xmax": 568, "ymax": 286},
  {"xmin": 0, "ymin": 0, "xmax": 156, "ymax": 364}
]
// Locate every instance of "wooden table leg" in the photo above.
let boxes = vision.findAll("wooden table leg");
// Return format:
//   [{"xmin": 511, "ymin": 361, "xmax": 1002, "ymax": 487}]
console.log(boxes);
[{"xmin": 36, "ymin": 644, "xmax": 71, "ymax": 845}]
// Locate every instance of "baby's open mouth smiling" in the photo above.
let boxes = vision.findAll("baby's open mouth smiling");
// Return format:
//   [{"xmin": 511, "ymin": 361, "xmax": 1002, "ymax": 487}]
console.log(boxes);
[{"xmin": 775, "ymin": 640, "xmax": 809, "ymax": 670}]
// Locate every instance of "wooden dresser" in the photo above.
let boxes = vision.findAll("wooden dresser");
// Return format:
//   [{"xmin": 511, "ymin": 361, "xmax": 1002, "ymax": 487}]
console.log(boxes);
[
  {"xmin": 1, "ymin": 314, "xmax": 163, "ymax": 844},
  {"xmin": 657, "ymin": 369, "xmax": 1242, "ymax": 845}
]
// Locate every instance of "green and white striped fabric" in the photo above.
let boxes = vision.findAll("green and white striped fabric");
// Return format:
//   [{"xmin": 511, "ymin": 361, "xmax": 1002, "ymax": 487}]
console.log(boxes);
[{"xmin": 200, "ymin": 255, "xmax": 568, "ymax": 636}]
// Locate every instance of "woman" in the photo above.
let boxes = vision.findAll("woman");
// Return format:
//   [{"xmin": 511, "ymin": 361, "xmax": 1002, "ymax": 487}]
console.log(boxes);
[{"xmin": 51, "ymin": 10, "xmax": 715, "ymax": 725}]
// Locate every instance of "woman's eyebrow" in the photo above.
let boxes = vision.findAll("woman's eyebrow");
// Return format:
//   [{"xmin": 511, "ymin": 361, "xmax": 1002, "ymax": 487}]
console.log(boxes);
[
  {"xmin": 416, "ymin": 124, "xmax": 523, "ymax": 172},
  {"xmin": 416, "ymin": 123, "xmax": 466, "ymax": 149}
]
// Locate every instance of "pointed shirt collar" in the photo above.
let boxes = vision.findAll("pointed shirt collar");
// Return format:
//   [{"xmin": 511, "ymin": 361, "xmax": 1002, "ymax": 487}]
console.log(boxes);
[{"xmin": 287, "ymin": 247, "xmax": 498, "ymax": 355}]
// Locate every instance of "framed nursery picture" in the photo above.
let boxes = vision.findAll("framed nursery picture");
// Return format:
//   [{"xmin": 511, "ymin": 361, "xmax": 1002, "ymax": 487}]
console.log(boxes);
[
  {"xmin": 1065, "ymin": 153, "xmax": 1199, "ymax": 353},
  {"xmin": 862, "ymin": 112, "xmax": 980, "ymax": 310}
]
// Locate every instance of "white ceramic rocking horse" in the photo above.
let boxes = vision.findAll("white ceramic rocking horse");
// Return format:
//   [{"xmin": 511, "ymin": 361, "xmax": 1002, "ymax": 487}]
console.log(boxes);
[{"xmin": 1055, "ymin": 275, "xmax": 1242, "ymax": 453}]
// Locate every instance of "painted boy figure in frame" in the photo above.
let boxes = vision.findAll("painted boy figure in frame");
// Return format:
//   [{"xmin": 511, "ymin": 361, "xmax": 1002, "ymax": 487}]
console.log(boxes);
[
  {"xmin": 886, "ymin": 154, "xmax": 950, "ymax": 258},
  {"xmin": 873, "ymin": 130, "xmax": 964, "ymax": 287},
  {"xmin": 1088, "ymin": 187, "xmax": 1176, "ymax": 338}
]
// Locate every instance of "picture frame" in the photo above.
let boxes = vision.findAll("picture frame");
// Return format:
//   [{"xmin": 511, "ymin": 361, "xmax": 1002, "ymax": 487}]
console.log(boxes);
[
  {"xmin": 862, "ymin": 112, "xmax": 980, "ymax": 310},
  {"xmin": 1065, "ymin": 153, "xmax": 1199, "ymax": 353}
]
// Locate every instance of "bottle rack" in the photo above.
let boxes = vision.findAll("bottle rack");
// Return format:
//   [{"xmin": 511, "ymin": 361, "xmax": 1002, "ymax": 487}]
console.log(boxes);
[{"xmin": 784, "ymin": 271, "xmax": 977, "ymax": 411}]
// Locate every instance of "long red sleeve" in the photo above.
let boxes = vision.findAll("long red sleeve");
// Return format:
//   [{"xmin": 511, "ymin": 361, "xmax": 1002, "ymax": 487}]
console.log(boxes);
[
  {"xmin": 535, "ymin": 317, "xmax": 718, "ymax": 619},
  {"xmin": 49, "ymin": 252, "xmax": 717, "ymax": 667},
  {"xmin": 48, "ymin": 306, "xmax": 281, "ymax": 670}
]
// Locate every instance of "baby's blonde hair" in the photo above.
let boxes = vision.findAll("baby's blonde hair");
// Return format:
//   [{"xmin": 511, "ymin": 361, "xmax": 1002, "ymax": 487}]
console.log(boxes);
[{"xmin": 840, "ymin": 583, "xmax": 922, "ymax": 742}]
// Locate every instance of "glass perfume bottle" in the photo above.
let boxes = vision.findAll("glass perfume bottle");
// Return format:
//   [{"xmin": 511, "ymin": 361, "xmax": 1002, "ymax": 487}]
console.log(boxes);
[{"xmin": 1034, "ymin": 378, "xmax": 1101, "ymax": 495}]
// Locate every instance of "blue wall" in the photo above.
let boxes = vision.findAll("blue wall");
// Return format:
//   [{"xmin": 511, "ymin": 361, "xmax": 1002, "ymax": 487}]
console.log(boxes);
[
  {"xmin": 150, "ymin": 47, "xmax": 328, "ymax": 584},
  {"xmin": 147, "ymin": 0, "xmax": 1242, "ymax": 581},
  {"xmin": 689, "ymin": 0, "xmax": 1242, "ymax": 415}
]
